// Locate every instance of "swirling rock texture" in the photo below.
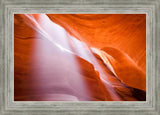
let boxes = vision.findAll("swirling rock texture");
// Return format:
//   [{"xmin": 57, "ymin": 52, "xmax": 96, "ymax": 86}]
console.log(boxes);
[{"xmin": 14, "ymin": 14, "xmax": 146, "ymax": 101}]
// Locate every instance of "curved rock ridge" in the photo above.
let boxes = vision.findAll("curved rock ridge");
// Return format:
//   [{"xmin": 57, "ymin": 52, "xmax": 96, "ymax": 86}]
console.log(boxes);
[
  {"xmin": 92, "ymin": 47, "xmax": 146, "ymax": 91},
  {"xmin": 14, "ymin": 14, "xmax": 146, "ymax": 101}
]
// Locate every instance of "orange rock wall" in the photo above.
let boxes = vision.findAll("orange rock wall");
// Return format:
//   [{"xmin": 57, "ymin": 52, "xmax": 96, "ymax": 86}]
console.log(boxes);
[
  {"xmin": 47, "ymin": 14, "xmax": 146, "ymax": 91},
  {"xmin": 47, "ymin": 14, "xmax": 146, "ymax": 73}
]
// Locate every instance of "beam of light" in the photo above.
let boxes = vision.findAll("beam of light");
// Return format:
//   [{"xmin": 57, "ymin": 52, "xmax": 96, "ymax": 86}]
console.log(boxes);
[
  {"xmin": 66, "ymin": 35, "xmax": 123, "ymax": 100},
  {"xmin": 22, "ymin": 14, "xmax": 123, "ymax": 101},
  {"xmin": 23, "ymin": 14, "xmax": 94, "ymax": 101},
  {"xmin": 24, "ymin": 14, "xmax": 73, "ymax": 54}
]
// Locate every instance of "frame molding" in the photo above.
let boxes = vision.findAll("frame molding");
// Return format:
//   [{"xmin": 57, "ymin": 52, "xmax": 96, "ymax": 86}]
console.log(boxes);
[{"xmin": 0, "ymin": 0, "xmax": 160, "ymax": 115}]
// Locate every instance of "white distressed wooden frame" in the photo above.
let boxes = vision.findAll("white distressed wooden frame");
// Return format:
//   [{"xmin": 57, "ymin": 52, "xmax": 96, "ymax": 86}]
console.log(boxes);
[{"xmin": 0, "ymin": 0, "xmax": 160, "ymax": 115}]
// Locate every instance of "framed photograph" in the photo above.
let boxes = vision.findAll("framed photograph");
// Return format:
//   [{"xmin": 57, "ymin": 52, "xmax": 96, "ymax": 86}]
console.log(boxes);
[
  {"xmin": 14, "ymin": 13, "xmax": 147, "ymax": 102},
  {"xmin": 0, "ymin": 0, "xmax": 160, "ymax": 115}
]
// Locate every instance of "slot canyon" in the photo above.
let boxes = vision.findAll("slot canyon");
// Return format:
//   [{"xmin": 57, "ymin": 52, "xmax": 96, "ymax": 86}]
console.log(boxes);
[{"xmin": 14, "ymin": 14, "xmax": 146, "ymax": 101}]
